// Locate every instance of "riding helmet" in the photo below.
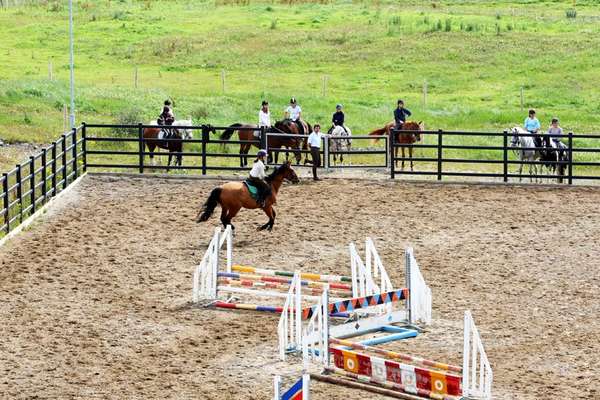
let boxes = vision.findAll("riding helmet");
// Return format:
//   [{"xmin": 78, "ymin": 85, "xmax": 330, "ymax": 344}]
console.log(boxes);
[
  {"xmin": 257, "ymin": 149, "xmax": 268, "ymax": 157},
  {"xmin": 336, "ymin": 104, "xmax": 342, "ymax": 109},
  {"xmin": 290, "ymin": 97, "xmax": 297, "ymax": 104},
  {"xmin": 164, "ymin": 99, "xmax": 172, "ymax": 106}
]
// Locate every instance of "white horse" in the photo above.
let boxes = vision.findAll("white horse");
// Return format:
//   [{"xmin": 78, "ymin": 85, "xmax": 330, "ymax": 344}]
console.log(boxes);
[
  {"xmin": 510, "ymin": 126, "xmax": 540, "ymax": 182},
  {"xmin": 328, "ymin": 125, "xmax": 352, "ymax": 165},
  {"xmin": 144, "ymin": 118, "xmax": 194, "ymax": 167},
  {"xmin": 147, "ymin": 118, "xmax": 194, "ymax": 140}
]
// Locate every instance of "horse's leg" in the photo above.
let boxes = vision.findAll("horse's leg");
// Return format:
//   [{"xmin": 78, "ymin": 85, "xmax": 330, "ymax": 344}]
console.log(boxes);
[
  {"xmin": 239, "ymin": 144, "xmax": 244, "ymax": 168},
  {"xmin": 226, "ymin": 205, "xmax": 241, "ymax": 231},
  {"xmin": 409, "ymin": 146, "xmax": 414, "ymax": 171},
  {"xmin": 258, "ymin": 205, "xmax": 275, "ymax": 232},
  {"xmin": 401, "ymin": 147, "xmax": 405, "ymax": 171},
  {"xmin": 220, "ymin": 208, "xmax": 229, "ymax": 229},
  {"xmin": 147, "ymin": 143, "xmax": 156, "ymax": 166},
  {"xmin": 518, "ymin": 153, "xmax": 523, "ymax": 182}
]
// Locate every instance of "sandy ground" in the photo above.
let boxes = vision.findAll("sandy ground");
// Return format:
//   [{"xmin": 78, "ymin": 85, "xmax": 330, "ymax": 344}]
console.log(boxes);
[{"xmin": 1, "ymin": 174, "xmax": 599, "ymax": 400}]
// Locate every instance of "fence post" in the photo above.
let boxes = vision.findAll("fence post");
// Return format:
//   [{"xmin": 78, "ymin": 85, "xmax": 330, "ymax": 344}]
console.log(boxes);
[
  {"xmin": 51, "ymin": 142, "xmax": 57, "ymax": 196},
  {"xmin": 16, "ymin": 165, "xmax": 22, "ymax": 223},
  {"xmin": 61, "ymin": 134, "xmax": 67, "ymax": 190},
  {"xmin": 437, "ymin": 129, "xmax": 443, "ymax": 181},
  {"xmin": 138, "ymin": 123, "xmax": 144, "ymax": 174},
  {"xmin": 72, "ymin": 127, "xmax": 78, "ymax": 179},
  {"xmin": 503, "ymin": 130, "xmax": 508, "ymax": 182},
  {"xmin": 201, "ymin": 125, "xmax": 208, "ymax": 176},
  {"xmin": 324, "ymin": 134, "xmax": 330, "ymax": 170},
  {"xmin": 41, "ymin": 149, "xmax": 47, "ymax": 203},
  {"xmin": 29, "ymin": 156, "xmax": 36, "ymax": 214},
  {"xmin": 390, "ymin": 129, "xmax": 395, "ymax": 179},
  {"xmin": 567, "ymin": 131, "xmax": 573, "ymax": 185},
  {"xmin": 81, "ymin": 122, "xmax": 87, "ymax": 172},
  {"xmin": 2, "ymin": 173, "xmax": 8, "ymax": 233}
]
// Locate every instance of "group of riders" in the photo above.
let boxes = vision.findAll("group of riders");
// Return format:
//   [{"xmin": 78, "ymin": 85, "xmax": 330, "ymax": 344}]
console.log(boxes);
[{"xmin": 157, "ymin": 99, "xmax": 567, "ymax": 206}]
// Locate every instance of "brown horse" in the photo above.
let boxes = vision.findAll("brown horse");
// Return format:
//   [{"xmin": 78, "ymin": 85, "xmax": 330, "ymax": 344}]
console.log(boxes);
[
  {"xmin": 369, "ymin": 121, "xmax": 424, "ymax": 170},
  {"xmin": 220, "ymin": 123, "xmax": 302, "ymax": 167},
  {"xmin": 275, "ymin": 119, "xmax": 312, "ymax": 164},
  {"xmin": 142, "ymin": 119, "xmax": 194, "ymax": 170},
  {"xmin": 196, "ymin": 161, "xmax": 299, "ymax": 231}
]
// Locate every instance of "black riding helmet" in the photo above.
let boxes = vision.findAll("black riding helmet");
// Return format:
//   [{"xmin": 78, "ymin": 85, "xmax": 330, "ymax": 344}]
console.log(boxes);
[
  {"xmin": 290, "ymin": 97, "xmax": 297, "ymax": 104},
  {"xmin": 164, "ymin": 99, "xmax": 172, "ymax": 106}
]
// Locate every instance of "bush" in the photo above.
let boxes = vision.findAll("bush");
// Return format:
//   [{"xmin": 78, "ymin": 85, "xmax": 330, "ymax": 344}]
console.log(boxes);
[
  {"xmin": 444, "ymin": 18, "xmax": 451, "ymax": 32},
  {"xmin": 566, "ymin": 9, "xmax": 577, "ymax": 19},
  {"xmin": 114, "ymin": 107, "xmax": 145, "ymax": 136},
  {"xmin": 191, "ymin": 106, "xmax": 210, "ymax": 122},
  {"xmin": 270, "ymin": 19, "xmax": 277, "ymax": 30}
]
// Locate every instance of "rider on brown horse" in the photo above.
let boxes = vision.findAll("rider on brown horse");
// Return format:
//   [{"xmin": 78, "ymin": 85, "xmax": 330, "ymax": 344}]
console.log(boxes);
[
  {"xmin": 248, "ymin": 149, "xmax": 272, "ymax": 207},
  {"xmin": 158, "ymin": 100, "xmax": 176, "ymax": 138},
  {"xmin": 285, "ymin": 97, "xmax": 304, "ymax": 135},
  {"xmin": 394, "ymin": 99, "xmax": 412, "ymax": 130}
]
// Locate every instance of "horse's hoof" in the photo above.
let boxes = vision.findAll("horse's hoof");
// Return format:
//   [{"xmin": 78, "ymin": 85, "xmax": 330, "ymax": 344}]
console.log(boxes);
[{"xmin": 267, "ymin": 226, "xmax": 273, "ymax": 232}]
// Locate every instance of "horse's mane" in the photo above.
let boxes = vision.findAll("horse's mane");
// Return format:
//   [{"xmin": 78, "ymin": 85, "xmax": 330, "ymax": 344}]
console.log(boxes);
[{"xmin": 265, "ymin": 163, "xmax": 287, "ymax": 183}]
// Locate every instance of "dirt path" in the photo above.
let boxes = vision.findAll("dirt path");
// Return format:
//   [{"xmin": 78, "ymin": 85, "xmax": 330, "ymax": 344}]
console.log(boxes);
[{"xmin": 0, "ymin": 174, "xmax": 598, "ymax": 399}]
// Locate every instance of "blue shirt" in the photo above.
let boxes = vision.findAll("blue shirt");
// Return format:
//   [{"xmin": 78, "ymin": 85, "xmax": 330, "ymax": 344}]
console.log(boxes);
[
  {"xmin": 524, "ymin": 117, "xmax": 540, "ymax": 132},
  {"xmin": 394, "ymin": 107, "xmax": 411, "ymax": 124}
]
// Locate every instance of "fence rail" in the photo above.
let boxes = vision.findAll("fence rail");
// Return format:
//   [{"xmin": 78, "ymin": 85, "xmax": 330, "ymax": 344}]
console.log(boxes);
[{"xmin": 3, "ymin": 123, "xmax": 600, "ymax": 239}]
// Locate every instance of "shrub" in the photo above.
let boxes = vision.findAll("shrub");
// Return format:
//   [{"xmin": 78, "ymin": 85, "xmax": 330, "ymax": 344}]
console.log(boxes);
[
  {"xmin": 566, "ymin": 9, "xmax": 577, "ymax": 19},
  {"xmin": 270, "ymin": 19, "xmax": 277, "ymax": 30},
  {"xmin": 114, "ymin": 107, "xmax": 145, "ymax": 136},
  {"xmin": 444, "ymin": 18, "xmax": 451, "ymax": 32}
]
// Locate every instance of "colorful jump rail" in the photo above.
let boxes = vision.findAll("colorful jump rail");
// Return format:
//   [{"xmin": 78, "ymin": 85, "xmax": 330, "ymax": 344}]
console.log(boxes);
[
  {"xmin": 192, "ymin": 225, "xmax": 405, "ymax": 313},
  {"xmin": 274, "ymin": 374, "xmax": 310, "ymax": 400},
  {"xmin": 300, "ymin": 287, "xmax": 492, "ymax": 400},
  {"xmin": 279, "ymin": 247, "xmax": 433, "ymax": 361}
]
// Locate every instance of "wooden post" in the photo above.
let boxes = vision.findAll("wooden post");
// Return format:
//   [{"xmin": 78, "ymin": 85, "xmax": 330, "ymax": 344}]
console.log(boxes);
[
  {"xmin": 81, "ymin": 123, "xmax": 87, "ymax": 172},
  {"xmin": 134, "ymin": 66, "xmax": 138, "ymax": 88},
  {"xmin": 390, "ymin": 128, "xmax": 396, "ymax": 179},
  {"xmin": 221, "ymin": 70, "xmax": 226, "ymax": 93},
  {"xmin": 422, "ymin": 81, "xmax": 426, "ymax": 108},
  {"xmin": 520, "ymin": 86, "xmax": 524, "ymax": 111},
  {"xmin": 29, "ymin": 156, "xmax": 35, "ymax": 214},
  {"xmin": 138, "ymin": 123, "xmax": 144, "ymax": 174},
  {"xmin": 201, "ymin": 126, "xmax": 208, "ymax": 176},
  {"xmin": 48, "ymin": 60, "xmax": 53, "ymax": 81},
  {"xmin": 322, "ymin": 75, "xmax": 328, "ymax": 97},
  {"xmin": 63, "ymin": 105, "xmax": 68, "ymax": 132},
  {"xmin": 567, "ymin": 132, "xmax": 573, "ymax": 185},
  {"xmin": 16, "ymin": 165, "xmax": 22, "ymax": 223},
  {"xmin": 2, "ymin": 173, "xmax": 8, "ymax": 233}
]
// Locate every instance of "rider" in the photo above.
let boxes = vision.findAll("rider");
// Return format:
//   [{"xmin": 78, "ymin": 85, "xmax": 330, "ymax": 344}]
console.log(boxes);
[
  {"xmin": 547, "ymin": 117, "xmax": 563, "ymax": 144},
  {"xmin": 394, "ymin": 99, "xmax": 412, "ymax": 130},
  {"xmin": 248, "ymin": 149, "xmax": 272, "ymax": 208},
  {"xmin": 158, "ymin": 100, "xmax": 175, "ymax": 138},
  {"xmin": 259, "ymin": 100, "xmax": 271, "ymax": 130},
  {"xmin": 284, "ymin": 97, "xmax": 304, "ymax": 135},
  {"xmin": 524, "ymin": 109, "xmax": 541, "ymax": 147},
  {"xmin": 331, "ymin": 104, "xmax": 348, "ymax": 134}
]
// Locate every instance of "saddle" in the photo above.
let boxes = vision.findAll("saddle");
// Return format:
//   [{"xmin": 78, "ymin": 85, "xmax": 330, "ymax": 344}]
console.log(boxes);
[{"xmin": 243, "ymin": 179, "xmax": 260, "ymax": 201}]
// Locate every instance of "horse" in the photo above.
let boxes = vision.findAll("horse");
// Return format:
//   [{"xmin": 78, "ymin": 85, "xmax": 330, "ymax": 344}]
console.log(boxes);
[
  {"xmin": 510, "ymin": 126, "xmax": 541, "ymax": 182},
  {"xmin": 275, "ymin": 119, "xmax": 312, "ymax": 164},
  {"xmin": 196, "ymin": 161, "xmax": 299, "ymax": 231},
  {"xmin": 328, "ymin": 125, "xmax": 352, "ymax": 165},
  {"xmin": 540, "ymin": 134, "xmax": 568, "ymax": 183},
  {"xmin": 220, "ymin": 123, "xmax": 302, "ymax": 167},
  {"xmin": 143, "ymin": 119, "xmax": 194, "ymax": 169},
  {"xmin": 368, "ymin": 121, "xmax": 424, "ymax": 170}
]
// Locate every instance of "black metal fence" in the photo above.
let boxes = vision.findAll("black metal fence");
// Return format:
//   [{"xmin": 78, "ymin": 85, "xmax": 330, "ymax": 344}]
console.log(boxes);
[
  {"xmin": 3, "ymin": 123, "xmax": 600, "ymax": 238},
  {"xmin": 390, "ymin": 129, "xmax": 600, "ymax": 183},
  {"xmin": 1, "ymin": 127, "xmax": 84, "ymax": 236}
]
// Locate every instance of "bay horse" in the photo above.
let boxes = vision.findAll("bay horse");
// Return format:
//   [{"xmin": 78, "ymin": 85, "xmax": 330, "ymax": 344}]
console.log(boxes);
[
  {"xmin": 275, "ymin": 119, "xmax": 312, "ymax": 164},
  {"xmin": 368, "ymin": 121, "xmax": 424, "ymax": 170},
  {"xmin": 220, "ymin": 123, "xmax": 302, "ymax": 167},
  {"xmin": 196, "ymin": 161, "xmax": 299, "ymax": 231},
  {"xmin": 143, "ymin": 119, "xmax": 194, "ymax": 170}
]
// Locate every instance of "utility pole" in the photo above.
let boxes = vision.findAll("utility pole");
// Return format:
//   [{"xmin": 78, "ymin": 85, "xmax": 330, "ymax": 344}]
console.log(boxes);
[{"xmin": 68, "ymin": 0, "xmax": 76, "ymax": 129}]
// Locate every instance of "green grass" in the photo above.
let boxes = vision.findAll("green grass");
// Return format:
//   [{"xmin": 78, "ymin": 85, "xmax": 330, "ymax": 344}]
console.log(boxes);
[{"xmin": 1, "ymin": 0, "xmax": 600, "ymax": 173}]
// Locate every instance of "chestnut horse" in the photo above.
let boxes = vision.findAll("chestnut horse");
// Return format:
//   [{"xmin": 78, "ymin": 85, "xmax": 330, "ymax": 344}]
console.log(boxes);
[
  {"xmin": 220, "ymin": 123, "xmax": 302, "ymax": 167},
  {"xmin": 369, "ymin": 121, "xmax": 424, "ymax": 170},
  {"xmin": 142, "ymin": 119, "xmax": 194, "ymax": 170},
  {"xmin": 275, "ymin": 119, "xmax": 312, "ymax": 164},
  {"xmin": 196, "ymin": 161, "xmax": 299, "ymax": 231}
]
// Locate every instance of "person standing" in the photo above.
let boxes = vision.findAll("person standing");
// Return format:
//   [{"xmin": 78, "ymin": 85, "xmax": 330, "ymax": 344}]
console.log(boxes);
[
  {"xmin": 394, "ymin": 99, "xmax": 411, "ymax": 130},
  {"xmin": 258, "ymin": 100, "xmax": 271, "ymax": 130},
  {"xmin": 307, "ymin": 124, "xmax": 323, "ymax": 181}
]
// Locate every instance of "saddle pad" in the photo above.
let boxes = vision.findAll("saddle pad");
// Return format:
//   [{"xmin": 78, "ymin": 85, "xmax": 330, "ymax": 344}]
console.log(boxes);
[{"xmin": 243, "ymin": 180, "xmax": 259, "ymax": 200}]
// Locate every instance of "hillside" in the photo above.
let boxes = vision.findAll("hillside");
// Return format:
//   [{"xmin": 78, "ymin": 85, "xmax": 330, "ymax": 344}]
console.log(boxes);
[{"xmin": 1, "ymin": 0, "xmax": 599, "ymax": 168}]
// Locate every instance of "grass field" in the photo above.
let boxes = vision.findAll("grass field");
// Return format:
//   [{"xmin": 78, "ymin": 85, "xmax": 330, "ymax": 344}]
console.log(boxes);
[{"xmin": 1, "ymin": 0, "xmax": 600, "ymax": 171}]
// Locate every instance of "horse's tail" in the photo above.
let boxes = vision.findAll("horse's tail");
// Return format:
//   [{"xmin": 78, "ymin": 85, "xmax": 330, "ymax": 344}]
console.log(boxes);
[
  {"xmin": 197, "ymin": 187, "xmax": 222, "ymax": 222},
  {"xmin": 368, "ymin": 126, "xmax": 387, "ymax": 142},
  {"xmin": 220, "ymin": 123, "xmax": 243, "ymax": 141}
]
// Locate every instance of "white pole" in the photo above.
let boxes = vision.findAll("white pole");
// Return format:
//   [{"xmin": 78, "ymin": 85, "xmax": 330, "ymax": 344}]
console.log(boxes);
[
  {"xmin": 134, "ymin": 66, "xmax": 138, "ymax": 88},
  {"xmin": 221, "ymin": 70, "xmax": 226, "ymax": 93},
  {"xmin": 423, "ymin": 80, "xmax": 428, "ymax": 110},
  {"xmin": 520, "ymin": 86, "xmax": 524, "ymax": 111},
  {"xmin": 68, "ymin": 0, "xmax": 75, "ymax": 129},
  {"xmin": 48, "ymin": 60, "xmax": 53, "ymax": 81}
]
